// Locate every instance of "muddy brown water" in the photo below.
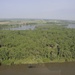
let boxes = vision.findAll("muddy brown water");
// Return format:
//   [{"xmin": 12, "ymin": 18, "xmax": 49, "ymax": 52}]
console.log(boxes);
[{"xmin": 0, "ymin": 62, "xmax": 75, "ymax": 75}]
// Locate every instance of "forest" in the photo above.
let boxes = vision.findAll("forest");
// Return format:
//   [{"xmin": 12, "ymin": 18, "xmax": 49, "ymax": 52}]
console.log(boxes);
[{"xmin": 0, "ymin": 22, "xmax": 75, "ymax": 65}]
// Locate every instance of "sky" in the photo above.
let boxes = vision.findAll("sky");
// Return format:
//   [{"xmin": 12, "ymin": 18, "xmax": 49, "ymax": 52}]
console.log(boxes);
[{"xmin": 0, "ymin": 0, "xmax": 75, "ymax": 20}]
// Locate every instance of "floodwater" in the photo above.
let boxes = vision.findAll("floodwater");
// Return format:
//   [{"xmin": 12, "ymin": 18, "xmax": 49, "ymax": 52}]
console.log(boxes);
[
  {"xmin": 2, "ymin": 25, "xmax": 36, "ymax": 30},
  {"xmin": 67, "ymin": 24, "xmax": 75, "ymax": 28},
  {"xmin": 0, "ymin": 62, "xmax": 75, "ymax": 75},
  {"xmin": 1, "ymin": 24, "xmax": 75, "ymax": 30},
  {"xmin": 9, "ymin": 25, "xmax": 36, "ymax": 30}
]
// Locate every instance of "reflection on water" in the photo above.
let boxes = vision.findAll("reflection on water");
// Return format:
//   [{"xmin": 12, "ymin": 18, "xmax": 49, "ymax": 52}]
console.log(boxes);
[{"xmin": 9, "ymin": 25, "xmax": 36, "ymax": 30}]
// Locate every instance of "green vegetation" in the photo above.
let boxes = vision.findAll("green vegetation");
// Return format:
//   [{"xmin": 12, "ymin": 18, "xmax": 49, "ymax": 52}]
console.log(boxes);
[{"xmin": 0, "ymin": 24, "xmax": 75, "ymax": 65}]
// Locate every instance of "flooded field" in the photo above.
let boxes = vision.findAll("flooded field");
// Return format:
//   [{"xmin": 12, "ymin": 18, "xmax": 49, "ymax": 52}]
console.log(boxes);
[
  {"xmin": 2, "ymin": 25, "xmax": 36, "ymax": 30},
  {"xmin": 0, "ymin": 62, "xmax": 75, "ymax": 75},
  {"xmin": 8, "ymin": 25, "xmax": 36, "ymax": 30}
]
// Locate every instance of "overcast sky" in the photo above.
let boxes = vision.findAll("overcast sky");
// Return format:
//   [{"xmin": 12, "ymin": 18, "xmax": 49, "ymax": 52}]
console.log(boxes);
[{"xmin": 0, "ymin": 0, "xmax": 75, "ymax": 20}]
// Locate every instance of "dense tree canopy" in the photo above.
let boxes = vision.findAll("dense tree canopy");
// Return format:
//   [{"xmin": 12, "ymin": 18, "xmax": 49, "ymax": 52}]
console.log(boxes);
[{"xmin": 0, "ymin": 25, "xmax": 75, "ymax": 65}]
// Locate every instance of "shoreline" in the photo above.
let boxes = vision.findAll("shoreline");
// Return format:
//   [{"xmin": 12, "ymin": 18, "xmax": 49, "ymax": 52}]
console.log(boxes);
[{"xmin": 0, "ymin": 61, "xmax": 75, "ymax": 66}]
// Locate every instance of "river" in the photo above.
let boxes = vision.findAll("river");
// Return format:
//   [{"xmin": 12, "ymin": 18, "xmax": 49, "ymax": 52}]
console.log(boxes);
[{"xmin": 0, "ymin": 62, "xmax": 75, "ymax": 75}]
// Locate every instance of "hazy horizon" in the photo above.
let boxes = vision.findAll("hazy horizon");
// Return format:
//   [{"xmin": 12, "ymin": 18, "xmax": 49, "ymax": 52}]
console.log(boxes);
[{"xmin": 0, "ymin": 0, "xmax": 75, "ymax": 20}]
